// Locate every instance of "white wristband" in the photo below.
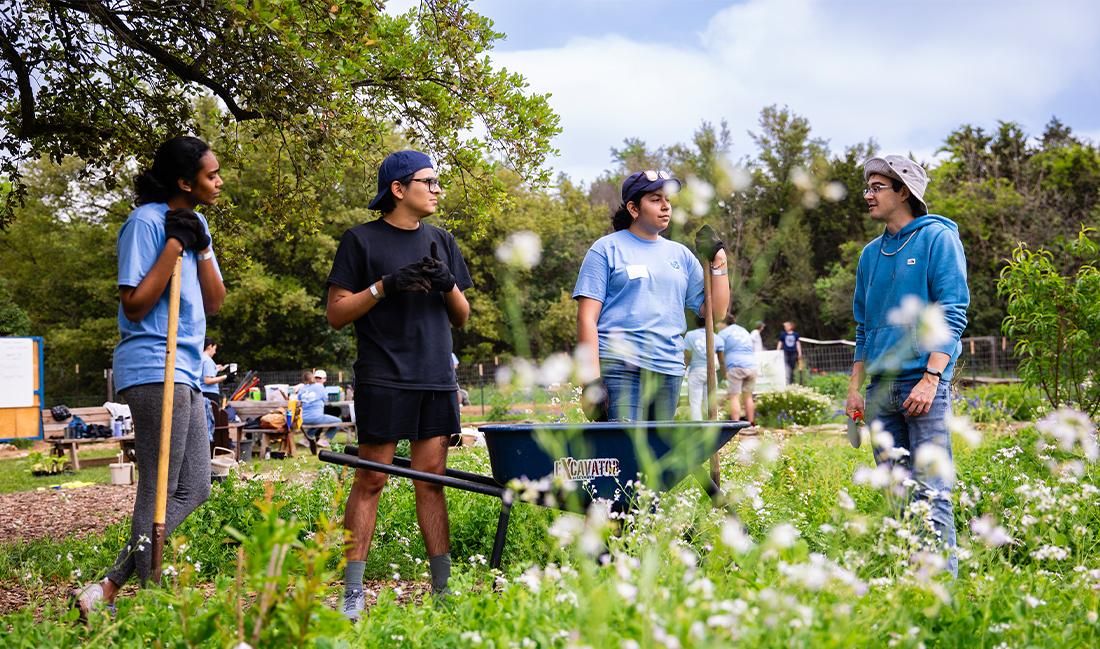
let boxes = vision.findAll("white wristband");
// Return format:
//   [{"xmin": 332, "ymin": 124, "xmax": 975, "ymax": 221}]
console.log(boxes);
[
  {"xmin": 369, "ymin": 282, "xmax": 384, "ymax": 300},
  {"xmin": 197, "ymin": 249, "xmax": 214, "ymax": 261}
]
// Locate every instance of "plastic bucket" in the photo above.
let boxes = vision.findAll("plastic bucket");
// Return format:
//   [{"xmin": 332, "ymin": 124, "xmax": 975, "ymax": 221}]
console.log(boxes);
[
  {"xmin": 211, "ymin": 447, "xmax": 237, "ymax": 478},
  {"xmin": 109, "ymin": 462, "xmax": 134, "ymax": 486}
]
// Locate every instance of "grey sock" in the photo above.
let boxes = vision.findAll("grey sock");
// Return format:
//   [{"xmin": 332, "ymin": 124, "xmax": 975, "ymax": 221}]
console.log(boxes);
[
  {"xmin": 344, "ymin": 560, "xmax": 365, "ymax": 592},
  {"xmin": 428, "ymin": 553, "xmax": 451, "ymax": 594}
]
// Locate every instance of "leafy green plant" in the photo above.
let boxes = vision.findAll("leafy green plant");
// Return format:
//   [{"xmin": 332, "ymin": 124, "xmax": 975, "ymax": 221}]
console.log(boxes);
[
  {"xmin": 755, "ymin": 385, "xmax": 834, "ymax": 427},
  {"xmin": 954, "ymin": 383, "xmax": 1046, "ymax": 422},
  {"xmin": 999, "ymin": 227, "xmax": 1100, "ymax": 416},
  {"xmin": 26, "ymin": 451, "xmax": 69, "ymax": 476},
  {"xmin": 805, "ymin": 372, "xmax": 850, "ymax": 403}
]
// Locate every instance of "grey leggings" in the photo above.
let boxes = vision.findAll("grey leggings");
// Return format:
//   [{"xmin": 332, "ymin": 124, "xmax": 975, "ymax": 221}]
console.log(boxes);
[{"xmin": 107, "ymin": 384, "xmax": 210, "ymax": 586}]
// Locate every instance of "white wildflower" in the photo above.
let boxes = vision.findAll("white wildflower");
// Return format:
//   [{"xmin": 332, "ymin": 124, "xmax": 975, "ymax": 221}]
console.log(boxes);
[
  {"xmin": 720, "ymin": 518, "xmax": 754, "ymax": 554},
  {"xmin": 495, "ymin": 230, "xmax": 542, "ymax": 270},
  {"xmin": 969, "ymin": 514, "xmax": 1013, "ymax": 547},
  {"xmin": 822, "ymin": 181, "xmax": 847, "ymax": 202},
  {"xmin": 914, "ymin": 443, "xmax": 956, "ymax": 484},
  {"xmin": 766, "ymin": 523, "xmax": 800, "ymax": 549}
]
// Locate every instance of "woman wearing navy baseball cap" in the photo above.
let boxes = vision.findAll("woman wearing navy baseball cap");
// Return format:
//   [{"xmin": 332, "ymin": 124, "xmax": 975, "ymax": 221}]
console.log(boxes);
[{"xmin": 573, "ymin": 170, "xmax": 729, "ymax": 421}]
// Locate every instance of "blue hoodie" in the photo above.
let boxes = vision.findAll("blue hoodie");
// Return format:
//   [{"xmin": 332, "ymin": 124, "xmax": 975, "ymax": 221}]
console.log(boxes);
[{"xmin": 853, "ymin": 214, "xmax": 969, "ymax": 381}]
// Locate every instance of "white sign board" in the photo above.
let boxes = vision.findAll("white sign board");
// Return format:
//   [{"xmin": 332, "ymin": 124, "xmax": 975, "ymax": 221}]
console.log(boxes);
[{"xmin": 0, "ymin": 338, "xmax": 35, "ymax": 408}]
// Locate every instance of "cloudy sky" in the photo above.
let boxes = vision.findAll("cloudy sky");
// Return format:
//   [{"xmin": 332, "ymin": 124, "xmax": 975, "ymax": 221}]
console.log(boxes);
[{"xmin": 401, "ymin": 0, "xmax": 1100, "ymax": 183}]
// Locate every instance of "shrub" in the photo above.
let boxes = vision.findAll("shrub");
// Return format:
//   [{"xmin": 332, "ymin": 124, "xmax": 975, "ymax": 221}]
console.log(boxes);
[
  {"xmin": 954, "ymin": 383, "xmax": 1045, "ymax": 423},
  {"xmin": 755, "ymin": 385, "xmax": 834, "ymax": 427},
  {"xmin": 998, "ymin": 227, "xmax": 1100, "ymax": 417},
  {"xmin": 805, "ymin": 372, "xmax": 850, "ymax": 403}
]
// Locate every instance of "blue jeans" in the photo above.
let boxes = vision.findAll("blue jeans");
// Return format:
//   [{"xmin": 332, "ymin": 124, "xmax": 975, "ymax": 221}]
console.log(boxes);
[
  {"xmin": 601, "ymin": 360, "xmax": 682, "ymax": 421},
  {"xmin": 303, "ymin": 413, "xmax": 342, "ymax": 441},
  {"xmin": 866, "ymin": 377, "xmax": 957, "ymax": 577}
]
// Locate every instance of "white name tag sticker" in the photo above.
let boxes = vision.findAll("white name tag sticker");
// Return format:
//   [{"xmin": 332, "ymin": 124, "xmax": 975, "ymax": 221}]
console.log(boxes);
[{"xmin": 626, "ymin": 264, "xmax": 649, "ymax": 279}]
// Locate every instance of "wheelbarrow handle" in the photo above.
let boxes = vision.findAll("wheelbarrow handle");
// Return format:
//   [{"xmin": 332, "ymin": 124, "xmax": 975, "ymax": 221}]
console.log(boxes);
[{"xmin": 318, "ymin": 450, "xmax": 507, "ymax": 498}]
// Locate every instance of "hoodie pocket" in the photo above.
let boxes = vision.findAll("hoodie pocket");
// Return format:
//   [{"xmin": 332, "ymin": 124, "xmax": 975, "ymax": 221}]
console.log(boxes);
[{"xmin": 866, "ymin": 325, "xmax": 922, "ymax": 375}]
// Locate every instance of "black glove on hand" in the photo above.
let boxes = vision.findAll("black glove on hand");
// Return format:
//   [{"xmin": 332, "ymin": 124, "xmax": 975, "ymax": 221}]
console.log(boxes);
[
  {"xmin": 165, "ymin": 209, "xmax": 211, "ymax": 252},
  {"xmin": 581, "ymin": 379, "xmax": 610, "ymax": 422},
  {"xmin": 382, "ymin": 262, "xmax": 432, "ymax": 296},
  {"xmin": 694, "ymin": 224, "xmax": 724, "ymax": 262},
  {"xmin": 418, "ymin": 242, "xmax": 457, "ymax": 293}
]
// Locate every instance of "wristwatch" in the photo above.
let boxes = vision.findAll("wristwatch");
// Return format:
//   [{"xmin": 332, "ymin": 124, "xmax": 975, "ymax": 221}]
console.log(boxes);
[
  {"xmin": 369, "ymin": 282, "xmax": 384, "ymax": 300},
  {"xmin": 924, "ymin": 368, "xmax": 943, "ymax": 379}
]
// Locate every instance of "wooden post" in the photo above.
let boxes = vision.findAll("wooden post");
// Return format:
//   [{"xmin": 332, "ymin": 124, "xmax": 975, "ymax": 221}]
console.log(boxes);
[
  {"xmin": 151, "ymin": 256, "xmax": 182, "ymax": 584},
  {"xmin": 703, "ymin": 267, "xmax": 720, "ymax": 489}
]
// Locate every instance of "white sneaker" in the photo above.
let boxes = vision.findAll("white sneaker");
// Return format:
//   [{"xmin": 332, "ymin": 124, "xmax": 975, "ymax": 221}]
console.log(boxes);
[{"xmin": 342, "ymin": 588, "xmax": 365, "ymax": 622}]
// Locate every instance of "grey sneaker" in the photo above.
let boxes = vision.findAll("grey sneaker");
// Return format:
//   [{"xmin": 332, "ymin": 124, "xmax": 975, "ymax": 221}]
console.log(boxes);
[{"xmin": 342, "ymin": 588, "xmax": 365, "ymax": 622}]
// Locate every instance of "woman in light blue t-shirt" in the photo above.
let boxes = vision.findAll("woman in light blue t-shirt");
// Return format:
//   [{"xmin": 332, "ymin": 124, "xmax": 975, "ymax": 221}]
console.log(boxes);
[
  {"xmin": 573, "ymin": 170, "xmax": 730, "ymax": 421},
  {"xmin": 76, "ymin": 136, "xmax": 226, "ymax": 616}
]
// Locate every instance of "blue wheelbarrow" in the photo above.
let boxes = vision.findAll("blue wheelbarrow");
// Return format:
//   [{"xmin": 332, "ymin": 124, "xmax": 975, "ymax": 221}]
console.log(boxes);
[{"xmin": 318, "ymin": 420, "xmax": 748, "ymax": 568}]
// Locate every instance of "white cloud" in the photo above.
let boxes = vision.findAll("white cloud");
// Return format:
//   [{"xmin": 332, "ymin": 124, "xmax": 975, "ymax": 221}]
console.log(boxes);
[{"xmin": 492, "ymin": 0, "xmax": 1100, "ymax": 182}]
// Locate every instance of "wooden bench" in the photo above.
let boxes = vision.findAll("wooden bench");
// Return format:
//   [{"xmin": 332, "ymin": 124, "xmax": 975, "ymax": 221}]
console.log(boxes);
[
  {"xmin": 40, "ymin": 407, "xmax": 136, "ymax": 471},
  {"xmin": 227, "ymin": 400, "xmax": 355, "ymax": 457}
]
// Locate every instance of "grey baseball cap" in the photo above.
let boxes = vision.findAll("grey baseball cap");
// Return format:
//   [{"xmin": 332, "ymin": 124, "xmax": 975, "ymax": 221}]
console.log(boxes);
[{"xmin": 863, "ymin": 155, "xmax": 928, "ymax": 215}]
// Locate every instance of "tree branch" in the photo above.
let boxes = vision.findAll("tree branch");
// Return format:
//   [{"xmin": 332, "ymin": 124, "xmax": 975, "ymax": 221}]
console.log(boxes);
[
  {"xmin": 0, "ymin": 23, "xmax": 41, "ymax": 138},
  {"xmin": 56, "ymin": 0, "xmax": 264, "ymax": 121}
]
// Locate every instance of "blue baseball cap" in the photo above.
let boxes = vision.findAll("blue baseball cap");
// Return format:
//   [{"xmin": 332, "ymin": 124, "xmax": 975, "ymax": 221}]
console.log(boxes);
[
  {"xmin": 621, "ymin": 170, "xmax": 682, "ymax": 204},
  {"xmin": 368, "ymin": 150, "xmax": 435, "ymax": 210}
]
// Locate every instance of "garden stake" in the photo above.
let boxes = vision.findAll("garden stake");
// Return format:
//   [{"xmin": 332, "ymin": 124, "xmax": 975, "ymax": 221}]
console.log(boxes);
[
  {"xmin": 703, "ymin": 264, "xmax": 721, "ymax": 488},
  {"xmin": 151, "ymin": 255, "xmax": 182, "ymax": 583}
]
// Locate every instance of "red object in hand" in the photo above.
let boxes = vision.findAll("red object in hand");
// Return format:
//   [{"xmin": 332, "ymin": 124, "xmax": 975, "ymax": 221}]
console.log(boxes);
[{"xmin": 852, "ymin": 409, "xmax": 863, "ymax": 422}]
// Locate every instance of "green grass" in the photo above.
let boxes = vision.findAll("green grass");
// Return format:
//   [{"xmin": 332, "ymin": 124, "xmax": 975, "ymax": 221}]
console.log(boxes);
[{"xmin": 2, "ymin": 420, "xmax": 1098, "ymax": 647}]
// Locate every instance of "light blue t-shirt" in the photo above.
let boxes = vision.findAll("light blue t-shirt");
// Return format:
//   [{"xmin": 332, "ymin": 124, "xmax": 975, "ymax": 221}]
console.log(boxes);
[
  {"xmin": 573, "ymin": 230, "xmax": 705, "ymax": 376},
  {"xmin": 716, "ymin": 324, "xmax": 756, "ymax": 370},
  {"xmin": 113, "ymin": 203, "xmax": 221, "ymax": 392},
  {"xmin": 684, "ymin": 328, "xmax": 724, "ymax": 371},
  {"xmin": 200, "ymin": 353, "xmax": 219, "ymax": 396},
  {"xmin": 298, "ymin": 382, "xmax": 328, "ymax": 421}
]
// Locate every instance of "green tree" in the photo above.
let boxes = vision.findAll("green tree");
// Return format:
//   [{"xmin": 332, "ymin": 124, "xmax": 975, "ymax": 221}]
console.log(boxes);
[
  {"xmin": 0, "ymin": 0, "xmax": 559, "ymax": 229},
  {"xmin": 0, "ymin": 280, "xmax": 31, "ymax": 336},
  {"xmin": 999, "ymin": 228, "xmax": 1100, "ymax": 416}
]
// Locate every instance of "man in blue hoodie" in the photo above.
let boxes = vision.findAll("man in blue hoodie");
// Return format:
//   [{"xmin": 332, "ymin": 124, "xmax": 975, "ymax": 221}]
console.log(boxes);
[{"xmin": 845, "ymin": 154, "xmax": 969, "ymax": 577}]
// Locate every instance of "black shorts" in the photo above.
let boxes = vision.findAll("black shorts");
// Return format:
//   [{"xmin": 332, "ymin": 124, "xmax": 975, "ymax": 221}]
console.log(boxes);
[{"xmin": 355, "ymin": 385, "xmax": 459, "ymax": 444}]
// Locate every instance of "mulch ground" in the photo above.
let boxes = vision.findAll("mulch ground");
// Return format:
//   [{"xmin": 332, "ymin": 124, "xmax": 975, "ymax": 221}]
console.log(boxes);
[{"xmin": 0, "ymin": 484, "xmax": 135, "ymax": 546}]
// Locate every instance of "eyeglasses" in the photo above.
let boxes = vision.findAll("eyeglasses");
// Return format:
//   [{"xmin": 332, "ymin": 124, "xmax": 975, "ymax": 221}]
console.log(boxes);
[
  {"xmin": 862, "ymin": 183, "xmax": 893, "ymax": 197},
  {"xmin": 407, "ymin": 177, "xmax": 442, "ymax": 191},
  {"xmin": 642, "ymin": 170, "xmax": 672, "ymax": 181}
]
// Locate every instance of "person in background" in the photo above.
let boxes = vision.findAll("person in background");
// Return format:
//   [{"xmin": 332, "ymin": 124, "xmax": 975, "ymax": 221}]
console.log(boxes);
[
  {"xmin": 326, "ymin": 150, "xmax": 472, "ymax": 619},
  {"xmin": 777, "ymin": 320, "xmax": 802, "ymax": 384},
  {"xmin": 683, "ymin": 315, "xmax": 724, "ymax": 420},
  {"xmin": 750, "ymin": 321, "xmax": 766, "ymax": 353},
  {"xmin": 295, "ymin": 369, "xmax": 343, "ymax": 449},
  {"xmin": 573, "ymin": 169, "xmax": 730, "ymax": 421},
  {"xmin": 76, "ymin": 135, "xmax": 225, "ymax": 616},
  {"xmin": 716, "ymin": 313, "xmax": 757, "ymax": 425},
  {"xmin": 200, "ymin": 338, "xmax": 226, "ymax": 440},
  {"xmin": 845, "ymin": 154, "xmax": 969, "ymax": 578}
]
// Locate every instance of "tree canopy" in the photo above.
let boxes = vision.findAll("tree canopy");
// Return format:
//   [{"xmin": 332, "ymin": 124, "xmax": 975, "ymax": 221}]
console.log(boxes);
[{"xmin": 0, "ymin": 0, "xmax": 559, "ymax": 229}]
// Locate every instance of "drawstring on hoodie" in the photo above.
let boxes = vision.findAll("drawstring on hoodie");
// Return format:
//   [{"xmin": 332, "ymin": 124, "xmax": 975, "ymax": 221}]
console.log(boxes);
[{"xmin": 879, "ymin": 229, "xmax": 918, "ymax": 257}]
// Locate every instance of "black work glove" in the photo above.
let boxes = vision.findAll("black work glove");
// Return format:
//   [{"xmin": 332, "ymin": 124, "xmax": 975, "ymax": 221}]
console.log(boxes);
[
  {"xmin": 418, "ymin": 242, "xmax": 457, "ymax": 293},
  {"xmin": 581, "ymin": 379, "xmax": 610, "ymax": 422},
  {"xmin": 382, "ymin": 262, "xmax": 432, "ymax": 296},
  {"xmin": 694, "ymin": 224, "xmax": 724, "ymax": 262},
  {"xmin": 164, "ymin": 208, "xmax": 211, "ymax": 252}
]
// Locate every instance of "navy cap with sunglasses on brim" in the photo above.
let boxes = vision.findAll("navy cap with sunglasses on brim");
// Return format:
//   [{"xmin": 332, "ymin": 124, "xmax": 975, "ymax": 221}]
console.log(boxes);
[
  {"xmin": 621, "ymin": 170, "xmax": 682, "ymax": 204},
  {"xmin": 367, "ymin": 150, "xmax": 435, "ymax": 210}
]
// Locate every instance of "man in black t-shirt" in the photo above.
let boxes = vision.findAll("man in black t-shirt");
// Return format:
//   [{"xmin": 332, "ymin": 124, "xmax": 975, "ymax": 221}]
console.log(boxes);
[
  {"xmin": 776, "ymin": 320, "xmax": 802, "ymax": 385},
  {"xmin": 325, "ymin": 150, "xmax": 472, "ymax": 620}
]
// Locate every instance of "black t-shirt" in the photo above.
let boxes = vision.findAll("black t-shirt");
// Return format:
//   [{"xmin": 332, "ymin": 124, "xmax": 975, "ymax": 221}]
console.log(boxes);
[{"xmin": 326, "ymin": 218, "xmax": 473, "ymax": 390}]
